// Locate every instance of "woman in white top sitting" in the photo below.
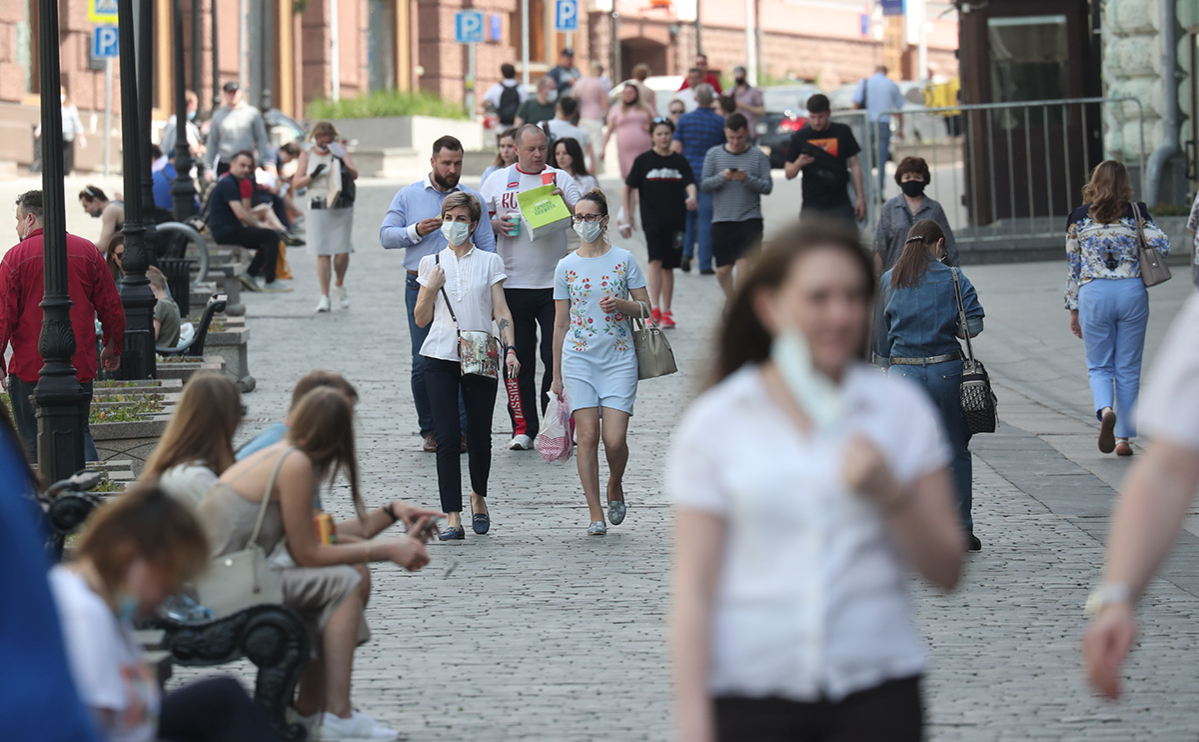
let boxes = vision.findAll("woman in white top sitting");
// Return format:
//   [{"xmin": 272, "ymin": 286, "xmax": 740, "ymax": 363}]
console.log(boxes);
[
  {"xmin": 414, "ymin": 191, "xmax": 520, "ymax": 540},
  {"xmin": 49, "ymin": 483, "xmax": 282, "ymax": 742},
  {"xmin": 145, "ymin": 372, "xmax": 242, "ymax": 507},
  {"xmin": 669, "ymin": 219, "xmax": 964, "ymax": 742}
]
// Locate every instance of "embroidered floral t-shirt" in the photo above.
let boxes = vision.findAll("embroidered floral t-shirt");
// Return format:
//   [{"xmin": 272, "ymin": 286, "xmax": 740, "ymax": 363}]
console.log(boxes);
[{"xmin": 554, "ymin": 245, "xmax": 647, "ymax": 357}]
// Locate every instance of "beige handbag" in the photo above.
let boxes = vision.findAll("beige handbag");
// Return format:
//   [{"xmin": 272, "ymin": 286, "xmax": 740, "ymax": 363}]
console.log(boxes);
[
  {"xmin": 1133, "ymin": 204, "xmax": 1171, "ymax": 288},
  {"xmin": 632, "ymin": 302, "xmax": 678, "ymax": 380},
  {"xmin": 194, "ymin": 449, "xmax": 291, "ymax": 619}
]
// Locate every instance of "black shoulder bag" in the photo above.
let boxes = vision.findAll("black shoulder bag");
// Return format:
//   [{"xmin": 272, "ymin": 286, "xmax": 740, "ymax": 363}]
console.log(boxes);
[{"xmin": 951, "ymin": 267, "xmax": 997, "ymax": 434}]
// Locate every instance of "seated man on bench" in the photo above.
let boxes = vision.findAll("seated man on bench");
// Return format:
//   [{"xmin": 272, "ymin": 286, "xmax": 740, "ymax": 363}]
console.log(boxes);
[{"xmin": 205, "ymin": 150, "xmax": 292, "ymax": 293}]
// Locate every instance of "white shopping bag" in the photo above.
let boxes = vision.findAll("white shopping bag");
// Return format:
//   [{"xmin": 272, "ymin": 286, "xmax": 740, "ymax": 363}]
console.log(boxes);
[{"xmin": 535, "ymin": 392, "xmax": 574, "ymax": 463}]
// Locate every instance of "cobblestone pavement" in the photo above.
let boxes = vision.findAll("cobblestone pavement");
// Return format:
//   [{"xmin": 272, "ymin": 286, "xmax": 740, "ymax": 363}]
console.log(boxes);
[{"xmin": 9, "ymin": 170, "xmax": 1198, "ymax": 739}]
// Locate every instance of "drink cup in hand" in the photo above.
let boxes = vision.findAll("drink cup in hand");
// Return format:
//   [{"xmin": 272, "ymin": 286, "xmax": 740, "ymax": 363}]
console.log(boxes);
[{"xmin": 505, "ymin": 213, "xmax": 521, "ymax": 238}]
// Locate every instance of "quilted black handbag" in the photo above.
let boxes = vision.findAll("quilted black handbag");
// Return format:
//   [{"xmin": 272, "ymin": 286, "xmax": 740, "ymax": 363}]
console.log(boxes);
[{"xmin": 950, "ymin": 268, "xmax": 997, "ymax": 435}]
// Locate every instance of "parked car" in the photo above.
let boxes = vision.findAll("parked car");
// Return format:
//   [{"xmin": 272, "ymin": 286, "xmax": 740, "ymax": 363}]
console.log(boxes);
[
  {"xmin": 264, "ymin": 108, "xmax": 307, "ymax": 149},
  {"xmin": 758, "ymin": 84, "xmax": 821, "ymax": 169}
]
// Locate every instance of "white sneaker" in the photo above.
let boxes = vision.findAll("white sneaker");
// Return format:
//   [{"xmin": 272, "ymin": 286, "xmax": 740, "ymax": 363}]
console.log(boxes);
[
  {"xmin": 260, "ymin": 280, "xmax": 294, "ymax": 293},
  {"xmin": 315, "ymin": 710, "xmax": 398, "ymax": 740},
  {"xmin": 508, "ymin": 434, "xmax": 534, "ymax": 450},
  {"xmin": 315, "ymin": 295, "xmax": 331, "ymax": 313},
  {"xmin": 335, "ymin": 285, "xmax": 349, "ymax": 309}
]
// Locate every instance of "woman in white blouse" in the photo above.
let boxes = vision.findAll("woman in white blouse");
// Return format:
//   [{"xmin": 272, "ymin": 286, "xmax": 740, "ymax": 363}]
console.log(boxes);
[
  {"xmin": 669, "ymin": 220, "xmax": 964, "ymax": 742},
  {"xmin": 414, "ymin": 192, "xmax": 520, "ymax": 540}
]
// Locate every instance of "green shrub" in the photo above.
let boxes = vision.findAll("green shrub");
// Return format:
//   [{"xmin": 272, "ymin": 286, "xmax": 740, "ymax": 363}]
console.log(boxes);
[{"xmin": 307, "ymin": 90, "xmax": 468, "ymax": 121}]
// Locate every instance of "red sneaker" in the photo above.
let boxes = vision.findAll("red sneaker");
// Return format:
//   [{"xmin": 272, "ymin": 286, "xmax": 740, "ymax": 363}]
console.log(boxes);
[
  {"xmin": 651, "ymin": 307, "xmax": 662, "ymax": 325},
  {"xmin": 661, "ymin": 311, "xmax": 676, "ymax": 328}
]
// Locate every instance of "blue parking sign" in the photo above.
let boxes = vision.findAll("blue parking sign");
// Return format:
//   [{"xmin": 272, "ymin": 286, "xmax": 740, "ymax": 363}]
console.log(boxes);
[
  {"xmin": 555, "ymin": 0, "xmax": 578, "ymax": 31},
  {"xmin": 455, "ymin": 11, "xmax": 485, "ymax": 44},
  {"xmin": 92, "ymin": 26, "xmax": 119, "ymax": 58}
]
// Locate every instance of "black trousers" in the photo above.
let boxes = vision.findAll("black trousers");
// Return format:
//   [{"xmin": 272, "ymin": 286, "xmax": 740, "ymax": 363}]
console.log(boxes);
[
  {"xmin": 214, "ymin": 225, "xmax": 279, "ymax": 282},
  {"xmin": 425, "ymin": 357, "xmax": 498, "ymax": 514},
  {"xmin": 504, "ymin": 287, "xmax": 555, "ymax": 438},
  {"xmin": 714, "ymin": 677, "xmax": 922, "ymax": 742},
  {"xmin": 158, "ymin": 676, "xmax": 280, "ymax": 742}
]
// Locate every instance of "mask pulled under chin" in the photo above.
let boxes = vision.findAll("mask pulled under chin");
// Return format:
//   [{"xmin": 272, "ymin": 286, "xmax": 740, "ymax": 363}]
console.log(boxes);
[{"xmin": 770, "ymin": 329, "xmax": 843, "ymax": 431}]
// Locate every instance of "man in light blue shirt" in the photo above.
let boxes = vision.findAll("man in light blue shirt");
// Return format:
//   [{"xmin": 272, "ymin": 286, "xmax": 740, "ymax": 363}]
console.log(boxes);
[
  {"xmin": 380, "ymin": 135, "xmax": 496, "ymax": 452},
  {"xmin": 853, "ymin": 65, "xmax": 906, "ymax": 196}
]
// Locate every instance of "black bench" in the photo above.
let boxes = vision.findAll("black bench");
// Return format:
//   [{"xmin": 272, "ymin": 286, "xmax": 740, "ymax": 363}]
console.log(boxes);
[{"xmin": 157, "ymin": 294, "xmax": 228, "ymax": 358}]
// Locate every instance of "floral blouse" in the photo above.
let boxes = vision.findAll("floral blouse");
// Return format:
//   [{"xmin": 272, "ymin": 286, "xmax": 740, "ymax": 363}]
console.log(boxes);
[
  {"xmin": 553, "ymin": 246, "xmax": 647, "ymax": 356},
  {"xmin": 1064, "ymin": 202, "xmax": 1170, "ymax": 310}
]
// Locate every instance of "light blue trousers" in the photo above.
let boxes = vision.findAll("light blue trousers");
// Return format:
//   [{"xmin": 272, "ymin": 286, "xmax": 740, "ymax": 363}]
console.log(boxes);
[{"xmin": 1078, "ymin": 278, "xmax": 1149, "ymax": 439}]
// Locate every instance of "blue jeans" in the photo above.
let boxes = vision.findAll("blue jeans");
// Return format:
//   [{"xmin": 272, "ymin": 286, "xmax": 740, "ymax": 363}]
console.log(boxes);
[
  {"xmin": 683, "ymin": 191, "xmax": 714, "ymax": 272},
  {"xmin": 405, "ymin": 272, "xmax": 465, "ymax": 438},
  {"xmin": 8, "ymin": 375, "xmax": 98, "ymax": 464},
  {"xmin": 889, "ymin": 361, "xmax": 973, "ymax": 535},
  {"xmin": 1079, "ymin": 278, "xmax": 1149, "ymax": 439}
]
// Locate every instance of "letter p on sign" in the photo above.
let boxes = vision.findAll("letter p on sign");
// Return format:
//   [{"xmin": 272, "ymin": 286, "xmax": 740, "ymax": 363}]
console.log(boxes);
[{"xmin": 555, "ymin": 0, "xmax": 578, "ymax": 31}]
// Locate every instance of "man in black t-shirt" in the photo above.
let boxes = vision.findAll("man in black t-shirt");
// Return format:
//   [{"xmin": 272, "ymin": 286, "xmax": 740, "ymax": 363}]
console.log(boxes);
[
  {"xmin": 784, "ymin": 94, "xmax": 865, "ymax": 227},
  {"xmin": 621, "ymin": 118, "xmax": 698, "ymax": 329}
]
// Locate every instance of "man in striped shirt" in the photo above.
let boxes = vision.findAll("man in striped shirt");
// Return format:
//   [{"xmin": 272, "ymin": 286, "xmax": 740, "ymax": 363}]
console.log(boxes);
[{"xmin": 700, "ymin": 113, "xmax": 773, "ymax": 300}]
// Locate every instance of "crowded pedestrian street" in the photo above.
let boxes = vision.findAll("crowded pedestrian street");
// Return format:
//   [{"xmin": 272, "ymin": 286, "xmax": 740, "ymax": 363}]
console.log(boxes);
[{"xmin": 18, "ymin": 168, "xmax": 1195, "ymax": 741}]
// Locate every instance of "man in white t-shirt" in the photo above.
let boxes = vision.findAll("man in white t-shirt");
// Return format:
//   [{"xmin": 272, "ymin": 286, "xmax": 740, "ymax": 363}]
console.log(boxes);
[
  {"xmin": 1084, "ymin": 294, "xmax": 1199, "ymax": 699},
  {"xmin": 480, "ymin": 124, "xmax": 581, "ymax": 450}
]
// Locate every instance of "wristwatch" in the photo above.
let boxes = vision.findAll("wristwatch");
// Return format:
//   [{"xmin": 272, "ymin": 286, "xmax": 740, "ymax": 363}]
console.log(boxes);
[
  {"xmin": 383, "ymin": 503, "xmax": 398, "ymax": 524},
  {"xmin": 506, "ymin": 345, "xmax": 517, "ymax": 354},
  {"xmin": 1085, "ymin": 583, "xmax": 1132, "ymax": 617}
]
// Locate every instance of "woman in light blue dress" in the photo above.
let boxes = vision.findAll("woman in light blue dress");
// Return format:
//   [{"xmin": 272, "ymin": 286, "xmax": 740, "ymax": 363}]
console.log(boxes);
[{"xmin": 552, "ymin": 189, "xmax": 651, "ymax": 535}]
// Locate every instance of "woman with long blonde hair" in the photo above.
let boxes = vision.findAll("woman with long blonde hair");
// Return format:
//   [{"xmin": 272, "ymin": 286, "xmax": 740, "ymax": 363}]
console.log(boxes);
[
  {"xmin": 197, "ymin": 387, "xmax": 436, "ymax": 740},
  {"xmin": 144, "ymin": 372, "xmax": 243, "ymax": 507},
  {"xmin": 293, "ymin": 120, "xmax": 359, "ymax": 313},
  {"xmin": 1065, "ymin": 160, "xmax": 1170, "ymax": 456}
]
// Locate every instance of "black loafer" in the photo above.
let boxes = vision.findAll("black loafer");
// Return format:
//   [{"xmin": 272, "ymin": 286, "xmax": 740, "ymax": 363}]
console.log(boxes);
[
  {"xmin": 967, "ymin": 535, "xmax": 982, "ymax": 552},
  {"xmin": 438, "ymin": 526, "xmax": 465, "ymax": 541},
  {"xmin": 472, "ymin": 513, "xmax": 490, "ymax": 535}
]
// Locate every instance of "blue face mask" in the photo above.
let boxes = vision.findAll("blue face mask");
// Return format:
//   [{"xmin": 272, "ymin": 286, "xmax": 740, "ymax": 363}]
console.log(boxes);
[
  {"xmin": 770, "ymin": 328, "xmax": 842, "ymax": 431},
  {"xmin": 440, "ymin": 220, "xmax": 471, "ymax": 247},
  {"xmin": 187, "ymin": 110, "xmax": 197, "ymax": 121},
  {"xmin": 116, "ymin": 593, "xmax": 139, "ymax": 624}
]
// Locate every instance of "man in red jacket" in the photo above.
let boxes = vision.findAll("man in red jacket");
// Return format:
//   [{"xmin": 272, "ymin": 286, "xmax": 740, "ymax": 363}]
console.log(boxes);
[{"xmin": 2, "ymin": 191, "xmax": 125, "ymax": 461}]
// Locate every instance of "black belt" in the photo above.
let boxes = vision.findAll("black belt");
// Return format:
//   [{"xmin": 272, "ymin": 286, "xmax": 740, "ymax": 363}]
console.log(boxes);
[{"xmin": 888, "ymin": 352, "xmax": 961, "ymax": 366}]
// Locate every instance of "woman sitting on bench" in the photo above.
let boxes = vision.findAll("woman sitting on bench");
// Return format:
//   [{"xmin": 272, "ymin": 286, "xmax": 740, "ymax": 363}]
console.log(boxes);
[
  {"xmin": 48, "ymin": 483, "xmax": 282, "ymax": 742},
  {"xmin": 197, "ymin": 387, "xmax": 439, "ymax": 741}
]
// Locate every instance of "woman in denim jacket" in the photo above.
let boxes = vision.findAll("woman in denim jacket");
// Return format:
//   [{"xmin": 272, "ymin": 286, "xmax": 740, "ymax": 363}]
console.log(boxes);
[
  {"xmin": 1065, "ymin": 160, "xmax": 1170, "ymax": 456},
  {"xmin": 880, "ymin": 219, "xmax": 985, "ymax": 550}
]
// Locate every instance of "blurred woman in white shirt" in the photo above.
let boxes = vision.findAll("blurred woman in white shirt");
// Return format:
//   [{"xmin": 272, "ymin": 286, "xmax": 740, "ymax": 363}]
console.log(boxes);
[{"xmin": 669, "ymin": 219, "xmax": 964, "ymax": 742}]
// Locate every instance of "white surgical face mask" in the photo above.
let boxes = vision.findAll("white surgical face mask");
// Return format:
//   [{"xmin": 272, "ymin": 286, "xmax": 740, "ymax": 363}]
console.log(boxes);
[
  {"xmin": 546, "ymin": 89, "xmax": 559, "ymax": 103},
  {"xmin": 770, "ymin": 328, "xmax": 842, "ymax": 431},
  {"xmin": 573, "ymin": 220, "xmax": 603, "ymax": 244},
  {"xmin": 441, "ymin": 220, "xmax": 471, "ymax": 247}
]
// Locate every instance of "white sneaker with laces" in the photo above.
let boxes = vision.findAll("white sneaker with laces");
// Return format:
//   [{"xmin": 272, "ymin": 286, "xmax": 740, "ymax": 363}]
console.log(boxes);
[
  {"xmin": 315, "ymin": 295, "xmax": 331, "ymax": 313},
  {"xmin": 315, "ymin": 710, "xmax": 397, "ymax": 741},
  {"xmin": 508, "ymin": 433, "xmax": 534, "ymax": 450},
  {"xmin": 335, "ymin": 284, "xmax": 349, "ymax": 309}
]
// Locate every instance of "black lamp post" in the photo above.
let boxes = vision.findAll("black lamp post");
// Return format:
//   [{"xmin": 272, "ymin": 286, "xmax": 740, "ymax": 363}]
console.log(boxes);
[
  {"xmin": 117, "ymin": 0, "xmax": 157, "ymax": 381},
  {"xmin": 211, "ymin": 0, "xmax": 220, "ymax": 112},
  {"xmin": 172, "ymin": 0, "xmax": 196, "ymax": 220},
  {"xmin": 138, "ymin": 0, "xmax": 156, "ymax": 214},
  {"xmin": 33, "ymin": 0, "xmax": 89, "ymax": 480}
]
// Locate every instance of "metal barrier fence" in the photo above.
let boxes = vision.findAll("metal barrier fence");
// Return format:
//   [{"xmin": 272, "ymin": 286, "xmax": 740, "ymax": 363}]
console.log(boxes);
[
  {"xmin": 865, "ymin": 97, "xmax": 1145, "ymax": 252},
  {"xmin": 828, "ymin": 109, "xmax": 875, "ymax": 227}
]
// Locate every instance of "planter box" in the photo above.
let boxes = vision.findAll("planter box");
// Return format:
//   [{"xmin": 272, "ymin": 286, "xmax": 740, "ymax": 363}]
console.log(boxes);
[
  {"xmin": 332, "ymin": 116, "xmax": 483, "ymax": 152},
  {"xmin": 154, "ymin": 356, "xmax": 226, "ymax": 385},
  {"xmin": 91, "ymin": 411, "xmax": 173, "ymax": 475},
  {"xmin": 1153, "ymin": 216, "xmax": 1193, "ymax": 267},
  {"xmin": 94, "ymin": 379, "xmax": 184, "ymax": 396}
]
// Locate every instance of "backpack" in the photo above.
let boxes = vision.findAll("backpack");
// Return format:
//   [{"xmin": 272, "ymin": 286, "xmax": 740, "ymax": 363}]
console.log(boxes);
[{"xmin": 498, "ymin": 84, "xmax": 521, "ymax": 124}]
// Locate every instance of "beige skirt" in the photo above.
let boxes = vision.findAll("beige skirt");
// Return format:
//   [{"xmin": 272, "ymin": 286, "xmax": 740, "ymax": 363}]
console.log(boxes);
[{"xmin": 278, "ymin": 563, "xmax": 371, "ymax": 649}]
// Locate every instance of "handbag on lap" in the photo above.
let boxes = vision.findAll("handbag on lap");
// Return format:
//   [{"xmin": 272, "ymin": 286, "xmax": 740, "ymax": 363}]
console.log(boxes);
[{"xmin": 194, "ymin": 449, "xmax": 291, "ymax": 618}]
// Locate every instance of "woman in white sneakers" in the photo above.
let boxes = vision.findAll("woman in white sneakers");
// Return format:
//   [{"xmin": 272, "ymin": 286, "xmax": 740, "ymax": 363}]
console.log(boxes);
[{"xmin": 293, "ymin": 121, "xmax": 359, "ymax": 313}]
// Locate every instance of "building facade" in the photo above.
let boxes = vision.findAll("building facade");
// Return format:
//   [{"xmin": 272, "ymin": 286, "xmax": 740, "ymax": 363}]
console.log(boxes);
[{"xmin": 1, "ymin": 0, "xmax": 954, "ymax": 171}]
